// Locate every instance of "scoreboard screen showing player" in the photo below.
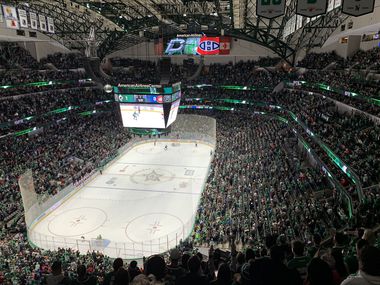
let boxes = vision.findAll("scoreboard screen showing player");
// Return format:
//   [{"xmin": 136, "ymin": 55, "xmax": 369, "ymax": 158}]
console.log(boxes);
[
  {"xmin": 115, "ymin": 82, "xmax": 181, "ymax": 129},
  {"xmin": 119, "ymin": 104, "xmax": 166, "ymax": 129},
  {"xmin": 164, "ymin": 34, "xmax": 230, "ymax": 55}
]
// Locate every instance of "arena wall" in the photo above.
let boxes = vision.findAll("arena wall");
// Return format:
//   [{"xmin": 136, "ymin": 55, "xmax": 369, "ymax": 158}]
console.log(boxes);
[
  {"xmin": 297, "ymin": 0, "xmax": 380, "ymax": 61},
  {"xmin": 0, "ymin": 23, "xmax": 70, "ymax": 61}
]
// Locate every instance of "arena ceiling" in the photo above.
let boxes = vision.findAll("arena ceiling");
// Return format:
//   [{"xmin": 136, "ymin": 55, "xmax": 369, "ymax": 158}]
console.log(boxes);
[{"xmin": 21, "ymin": 0, "xmax": 349, "ymax": 63}]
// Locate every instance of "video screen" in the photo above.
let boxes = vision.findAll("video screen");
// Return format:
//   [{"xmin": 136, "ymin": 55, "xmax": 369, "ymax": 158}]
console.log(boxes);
[
  {"xmin": 119, "ymin": 104, "xmax": 165, "ymax": 128},
  {"xmin": 164, "ymin": 35, "xmax": 230, "ymax": 55},
  {"xmin": 166, "ymin": 100, "xmax": 180, "ymax": 127}
]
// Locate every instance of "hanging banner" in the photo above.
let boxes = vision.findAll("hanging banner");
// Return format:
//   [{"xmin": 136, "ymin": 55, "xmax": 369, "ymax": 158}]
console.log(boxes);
[
  {"xmin": 296, "ymin": 0, "xmax": 328, "ymax": 17},
  {"xmin": 256, "ymin": 0, "xmax": 285, "ymax": 19},
  {"xmin": 3, "ymin": 5, "xmax": 19, "ymax": 29},
  {"xmin": 0, "ymin": 5, "xmax": 3, "ymax": 23},
  {"xmin": 39, "ymin": 14, "xmax": 47, "ymax": 31},
  {"xmin": 18, "ymin": 9, "xmax": 28, "ymax": 28},
  {"xmin": 342, "ymin": 0, "xmax": 374, "ymax": 16},
  {"xmin": 30, "ymin": 12, "xmax": 38, "ymax": 30},
  {"xmin": 47, "ymin": 17, "xmax": 55, "ymax": 33}
]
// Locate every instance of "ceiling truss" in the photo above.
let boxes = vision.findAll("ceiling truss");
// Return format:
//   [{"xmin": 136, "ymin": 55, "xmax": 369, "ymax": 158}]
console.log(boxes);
[{"xmin": 16, "ymin": 0, "xmax": 350, "ymax": 64}]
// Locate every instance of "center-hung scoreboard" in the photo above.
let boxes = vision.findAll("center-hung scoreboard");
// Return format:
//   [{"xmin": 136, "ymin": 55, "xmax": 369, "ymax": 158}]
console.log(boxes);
[{"xmin": 114, "ymin": 82, "xmax": 181, "ymax": 129}]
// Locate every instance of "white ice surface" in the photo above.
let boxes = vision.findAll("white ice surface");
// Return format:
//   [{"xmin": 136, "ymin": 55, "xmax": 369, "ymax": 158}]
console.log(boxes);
[{"xmin": 30, "ymin": 141, "xmax": 213, "ymax": 259}]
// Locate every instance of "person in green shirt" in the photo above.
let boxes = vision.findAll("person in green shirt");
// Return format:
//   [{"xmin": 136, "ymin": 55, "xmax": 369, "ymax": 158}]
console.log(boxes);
[{"xmin": 287, "ymin": 240, "xmax": 310, "ymax": 281}]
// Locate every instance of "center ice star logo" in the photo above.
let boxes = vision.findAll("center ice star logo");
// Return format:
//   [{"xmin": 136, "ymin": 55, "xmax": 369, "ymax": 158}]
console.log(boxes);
[
  {"xmin": 144, "ymin": 170, "xmax": 161, "ymax": 182},
  {"xmin": 147, "ymin": 221, "xmax": 162, "ymax": 234}
]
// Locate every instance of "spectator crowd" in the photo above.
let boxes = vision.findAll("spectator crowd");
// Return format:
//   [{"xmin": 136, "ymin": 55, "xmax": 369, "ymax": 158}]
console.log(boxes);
[{"xmin": 0, "ymin": 42, "xmax": 379, "ymax": 284}]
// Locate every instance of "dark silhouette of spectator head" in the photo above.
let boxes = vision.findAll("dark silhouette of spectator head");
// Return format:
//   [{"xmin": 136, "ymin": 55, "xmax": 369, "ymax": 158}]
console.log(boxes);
[
  {"xmin": 250, "ymin": 257, "xmax": 273, "ymax": 284},
  {"xmin": 362, "ymin": 229, "xmax": 376, "ymax": 245},
  {"xmin": 77, "ymin": 264, "xmax": 87, "ymax": 279},
  {"xmin": 181, "ymin": 252, "xmax": 190, "ymax": 270},
  {"xmin": 129, "ymin": 260, "xmax": 138, "ymax": 269},
  {"xmin": 113, "ymin": 258, "xmax": 123, "ymax": 271},
  {"xmin": 237, "ymin": 252, "xmax": 245, "ymax": 265},
  {"xmin": 306, "ymin": 258, "xmax": 333, "ymax": 285},
  {"xmin": 245, "ymin": 248, "xmax": 255, "ymax": 261},
  {"xmin": 145, "ymin": 255, "xmax": 166, "ymax": 280},
  {"xmin": 313, "ymin": 233, "xmax": 322, "ymax": 246},
  {"xmin": 216, "ymin": 263, "xmax": 232, "ymax": 285},
  {"xmin": 51, "ymin": 260, "xmax": 62, "ymax": 275},
  {"xmin": 270, "ymin": 245, "xmax": 285, "ymax": 263},
  {"xmin": 169, "ymin": 248, "xmax": 181, "ymax": 262},
  {"xmin": 334, "ymin": 232, "xmax": 346, "ymax": 246},
  {"xmin": 115, "ymin": 268, "xmax": 130, "ymax": 285},
  {"xmin": 357, "ymin": 228, "xmax": 365, "ymax": 239},
  {"xmin": 265, "ymin": 234, "xmax": 277, "ymax": 249},
  {"xmin": 331, "ymin": 248, "xmax": 348, "ymax": 278},
  {"xmin": 187, "ymin": 255, "xmax": 201, "ymax": 274},
  {"xmin": 127, "ymin": 260, "xmax": 141, "ymax": 282},
  {"xmin": 359, "ymin": 246, "xmax": 380, "ymax": 276},
  {"xmin": 292, "ymin": 240, "xmax": 305, "ymax": 257},
  {"xmin": 356, "ymin": 239, "xmax": 369, "ymax": 255}
]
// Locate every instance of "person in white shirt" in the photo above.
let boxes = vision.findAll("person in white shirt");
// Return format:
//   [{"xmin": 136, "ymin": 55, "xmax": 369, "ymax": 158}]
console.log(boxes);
[{"xmin": 341, "ymin": 246, "xmax": 380, "ymax": 285}]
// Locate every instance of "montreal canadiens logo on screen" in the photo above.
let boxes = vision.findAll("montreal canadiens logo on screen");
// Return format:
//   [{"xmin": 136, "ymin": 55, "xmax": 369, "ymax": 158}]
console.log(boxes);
[
  {"xmin": 197, "ymin": 38, "xmax": 220, "ymax": 55},
  {"xmin": 153, "ymin": 95, "xmax": 163, "ymax": 103},
  {"xmin": 199, "ymin": 41, "xmax": 219, "ymax": 51}
]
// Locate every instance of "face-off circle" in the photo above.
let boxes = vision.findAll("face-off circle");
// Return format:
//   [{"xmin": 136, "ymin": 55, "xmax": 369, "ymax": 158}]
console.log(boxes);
[
  {"xmin": 48, "ymin": 207, "xmax": 107, "ymax": 237},
  {"xmin": 130, "ymin": 168, "xmax": 175, "ymax": 185},
  {"xmin": 125, "ymin": 213, "xmax": 184, "ymax": 244}
]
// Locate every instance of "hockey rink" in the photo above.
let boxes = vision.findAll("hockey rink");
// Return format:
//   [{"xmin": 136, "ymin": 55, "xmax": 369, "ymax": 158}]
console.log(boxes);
[{"xmin": 29, "ymin": 141, "xmax": 214, "ymax": 259}]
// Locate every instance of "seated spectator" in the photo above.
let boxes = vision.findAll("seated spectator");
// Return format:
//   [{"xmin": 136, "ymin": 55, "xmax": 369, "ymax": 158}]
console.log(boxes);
[
  {"xmin": 104, "ymin": 258, "xmax": 124, "ymax": 285},
  {"xmin": 144, "ymin": 255, "xmax": 167, "ymax": 283},
  {"xmin": 45, "ymin": 260, "xmax": 71, "ymax": 285},
  {"xmin": 180, "ymin": 253, "xmax": 190, "ymax": 272},
  {"xmin": 71, "ymin": 264, "xmax": 97, "ymax": 285},
  {"xmin": 178, "ymin": 255, "xmax": 208, "ymax": 285},
  {"xmin": 288, "ymin": 240, "xmax": 310, "ymax": 281},
  {"xmin": 210, "ymin": 263, "xmax": 232, "ymax": 285},
  {"xmin": 166, "ymin": 248, "xmax": 186, "ymax": 283},
  {"xmin": 114, "ymin": 267, "xmax": 130, "ymax": 285},
  {"xmin": 269, "ymin": 245, "xmax": 300, "ymax": 285},
  {"xmin": 305, "ymin": 258, "xmax": 334, "ymax": 285},
  {"xmin": 308, "ymin": 233, "xmax": 323, "ymax": 258},
  {"xmin": 127, "ymin": 261, "xmax": 141, "ymax": 282}
]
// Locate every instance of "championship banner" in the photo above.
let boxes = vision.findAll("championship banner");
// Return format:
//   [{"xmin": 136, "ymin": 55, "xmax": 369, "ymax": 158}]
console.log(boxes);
[
  {"xmin": 18, "ymin": 9, "xmax": 28, "ymax": 28},
  {"xmin": 47, "ymin": 17, "xmax": 55, "ymax": 33},
  {"xmin": 30, "ymin": 12, "xmax": 38, "ymax": 30},
  {"xmin": 3, "ymin": 5, "xmax": 19, "ymax": 29},
  {"xmin": 342, "ymin": 0, "xmax": 374, "ymax": 16},
  {"xmin": 296, "ymin": 0, "xmax": 328, "ymax": 17},
  {"xmin": 39, "ymin": 14, "xmax": 47, "ymax": 31},
  {"xmin": 256, "ymin": 0, "xmax": 285, "ymax": 19},
  {"xmin": 0, "ymin": 5, "xmax": 3, "ymax": 23}
]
